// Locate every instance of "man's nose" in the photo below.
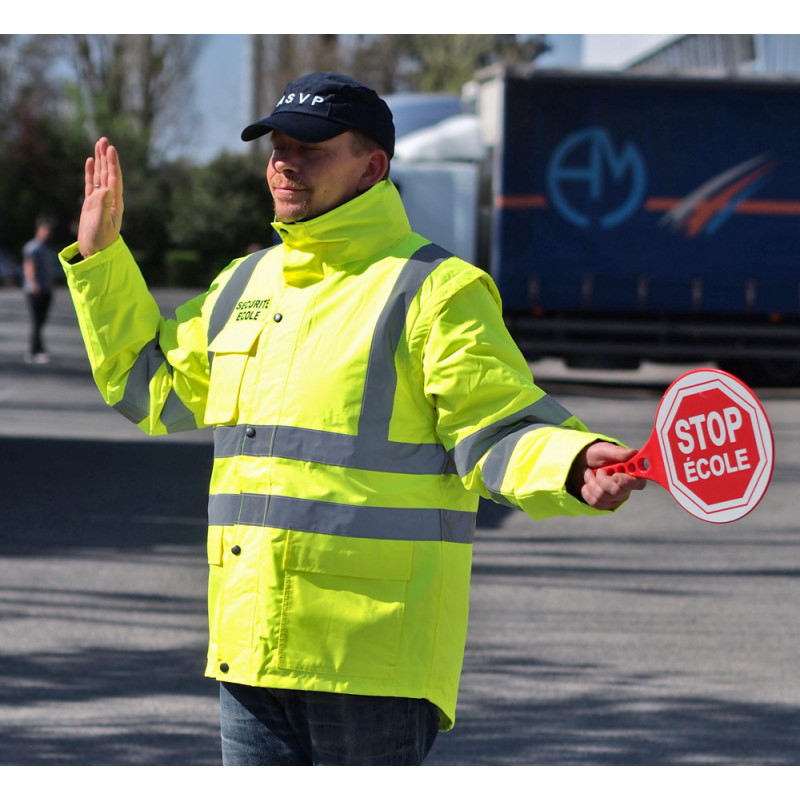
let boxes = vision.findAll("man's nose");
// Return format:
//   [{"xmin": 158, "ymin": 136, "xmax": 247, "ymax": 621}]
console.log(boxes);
[{"xmin": 272, "ymin": 153, "xmax": 297, "ymax": 173}]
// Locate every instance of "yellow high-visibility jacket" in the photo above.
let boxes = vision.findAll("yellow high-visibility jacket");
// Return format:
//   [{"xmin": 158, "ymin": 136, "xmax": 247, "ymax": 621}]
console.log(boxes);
[{"xmin": 61, "ymin": 180, "xmax": 612, "ymax": 730}]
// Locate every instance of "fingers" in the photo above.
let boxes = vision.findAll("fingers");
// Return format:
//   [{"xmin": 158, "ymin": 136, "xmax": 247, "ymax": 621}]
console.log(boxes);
[
  {"xmin": 84, "ymin": 156, "xmax": 94, "ymax": 198},
  {"xmin": 106, "ymin": 141, "xmax": 123, "ymax": 201},
  {"xmin": 569, "ymin": 440, "xmax": 647, "ymax": 511},
  {"xmin": 583, "ymin": 442, "xmax": 638, "ymax": 470},
  {"xmin": 85, "ymin": 137, "xmax": 116, "ymax": 196},
  {"xmin": 84, "ymin": 139, "xmax": 104, "ymax": 198},
  {"xmin": 98, "ymin": 137, "xmax": 110, "ymax": 189},
  {"xmin": 579, "ymin": 466, "xmax": 646, "ymax": 510},
  {"xmin": 83, "ymin": 138, "xmax": 123, "ymax": 216},
  {"xmin": 78, "ymin": 137, "xmax": 124, "ymax": 258}
]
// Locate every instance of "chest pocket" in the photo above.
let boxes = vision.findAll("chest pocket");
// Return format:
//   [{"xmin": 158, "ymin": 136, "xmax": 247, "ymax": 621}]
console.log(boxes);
[{"xmin": 205, "ymin": 321, "xmax": 263, "ymax": 425}]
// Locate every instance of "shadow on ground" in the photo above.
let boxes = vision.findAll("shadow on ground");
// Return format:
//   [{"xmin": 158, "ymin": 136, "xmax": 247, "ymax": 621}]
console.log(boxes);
[
  {"xmin": 428, "ymin": 684, "xmax": 800, "ymax": 765},
  {"xmin": 1, "ymin": 436, "xmax": 219, "ymax": 765},
  {"xmin": 1, "ymin": 436, "xmax": 212, "ymax": 555}
]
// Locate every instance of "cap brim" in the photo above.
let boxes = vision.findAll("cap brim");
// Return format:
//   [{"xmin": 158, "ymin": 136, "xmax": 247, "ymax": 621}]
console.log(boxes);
[{"xmin": 241, "ymin": 112, "xmax": 351, "ymax": 143}]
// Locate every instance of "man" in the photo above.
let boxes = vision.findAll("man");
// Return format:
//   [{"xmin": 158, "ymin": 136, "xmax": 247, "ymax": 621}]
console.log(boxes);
[
  {"xmin": 23, "ymin": 216, "xmax": 60, "ymax": 363},
  {"xmin": 60, "ymin": 72, "xmax": 645, "ymax": 765}
]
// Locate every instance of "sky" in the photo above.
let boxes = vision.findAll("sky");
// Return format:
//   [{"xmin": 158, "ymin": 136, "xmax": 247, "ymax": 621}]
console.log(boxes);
[
  {"xmin": 582, "ymin": 34, "xmax": 677, "ymax": 67},
  {"xmin": 177, "ymin": 35, "xmax": 247, "ymax": 163}
]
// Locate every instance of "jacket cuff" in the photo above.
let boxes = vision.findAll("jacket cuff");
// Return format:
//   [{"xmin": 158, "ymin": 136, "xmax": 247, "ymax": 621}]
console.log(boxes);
[{"xmin": 59, "ymin": 236, "xmax": 127, "ymax": 272}]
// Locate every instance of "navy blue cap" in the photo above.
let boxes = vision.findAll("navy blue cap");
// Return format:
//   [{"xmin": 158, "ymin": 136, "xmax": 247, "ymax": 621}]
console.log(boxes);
[{"xmin": 241, "ymin": 72, "xmax": 395, "ymax": 158}]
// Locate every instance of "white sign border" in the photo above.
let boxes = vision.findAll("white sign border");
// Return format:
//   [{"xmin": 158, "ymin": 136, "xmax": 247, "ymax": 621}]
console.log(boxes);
[{"xmin": 654, "ymin": 370, "xmax": 774, "ymax": 523}]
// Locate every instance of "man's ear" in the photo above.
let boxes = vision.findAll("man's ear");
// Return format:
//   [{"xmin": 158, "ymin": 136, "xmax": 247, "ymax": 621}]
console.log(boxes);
[{"xmin": 358, "ymin": 149, "xmax": 390, "ymax": 191}]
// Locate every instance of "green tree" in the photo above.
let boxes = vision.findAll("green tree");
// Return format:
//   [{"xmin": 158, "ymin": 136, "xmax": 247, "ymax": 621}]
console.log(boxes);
[
  {"xmin": 63, "ymin": 35, "xmax": 204, "ymax": 281},
  {"xmin": 167, "ymin": 152, "xmax": 274, "ymax": 287},
  {"xmin": 68, "ymin": 34, "xmax": 203, "ymax": 166},
  {"xmin": 350, "ymin": 34, "xmax": 550, "ymax": 93},
  {"xmin": 248, "ymin": 34, "xmax": 550, "ymax": 113},
  {"xmin": 0, "ymin": 35, "xmax": 91, "ymax": 258}
]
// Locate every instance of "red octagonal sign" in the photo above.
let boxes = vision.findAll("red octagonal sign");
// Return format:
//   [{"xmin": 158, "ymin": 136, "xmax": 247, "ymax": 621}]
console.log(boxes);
[
  {"xmin": 603, "ymin": 369, "xmax": 774, "ymax": 523},
  {"xmin": 656, "ymin": 371, "xmax": 773, "ymax": 522}
]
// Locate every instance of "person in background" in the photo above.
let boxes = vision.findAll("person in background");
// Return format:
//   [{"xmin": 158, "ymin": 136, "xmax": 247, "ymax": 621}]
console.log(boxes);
[{"xmin": 23, "ymin": 216, "xmax": 59, "ymax": 364}]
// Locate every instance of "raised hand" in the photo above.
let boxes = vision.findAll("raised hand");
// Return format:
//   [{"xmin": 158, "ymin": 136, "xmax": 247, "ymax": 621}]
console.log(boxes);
[{"xmin": 78, "ymin": 137, "xmax": 124, "ymax": 258}]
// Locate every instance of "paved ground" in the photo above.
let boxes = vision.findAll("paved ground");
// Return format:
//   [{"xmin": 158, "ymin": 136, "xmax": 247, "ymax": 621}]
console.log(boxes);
[{"xmin": 2, "ymin": 285, "xmax": 800, "ymax": 765}]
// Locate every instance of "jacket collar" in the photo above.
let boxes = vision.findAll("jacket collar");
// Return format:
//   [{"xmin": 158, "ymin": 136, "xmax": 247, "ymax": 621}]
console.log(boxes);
[{"xmin": 271, "ymin": 180, "xmax": 411, "ymax": 287}]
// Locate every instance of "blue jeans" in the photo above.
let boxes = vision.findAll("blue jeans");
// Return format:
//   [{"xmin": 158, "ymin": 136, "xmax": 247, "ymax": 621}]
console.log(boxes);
[{"xmin": 219, "ymin": 682, "xmax": 439, "ymax": 765}]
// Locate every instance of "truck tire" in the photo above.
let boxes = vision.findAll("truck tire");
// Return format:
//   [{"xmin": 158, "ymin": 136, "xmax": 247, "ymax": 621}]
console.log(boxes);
[{"xmin": 718, "ymin": 358, "xmax": 800, "ymax": 388}]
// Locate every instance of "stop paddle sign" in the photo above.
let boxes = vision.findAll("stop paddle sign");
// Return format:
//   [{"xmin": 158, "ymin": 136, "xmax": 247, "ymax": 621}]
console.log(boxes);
[{"xmin": 603, "ymin": 368, "xmax": 774, "ymax": 523}]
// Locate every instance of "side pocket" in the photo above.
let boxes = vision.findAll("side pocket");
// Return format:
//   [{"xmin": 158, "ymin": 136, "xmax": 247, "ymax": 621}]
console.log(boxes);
[
  {"xmin": 207, "ymin": 525, "xmax": 224, "ymax": 566},
  {"xmin": 205, "ymin": 322, "xmax": 263, "ymax": 425},
  {"xmin": 278, "ymin": 532, "xmax": 413, "ymax": 679},
  {"xmin": 206, "ymin": 525, "xmax": 225, "ymax": 664}
]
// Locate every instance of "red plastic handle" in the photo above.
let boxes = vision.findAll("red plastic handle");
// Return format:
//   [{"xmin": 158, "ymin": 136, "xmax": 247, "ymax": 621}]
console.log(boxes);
[
  {"xmin": 598, "ymin": 437, "xmax": 667, "ymax": 488},
  {"xmin": 602, "ymin": 454, "xmax": 652, "ymax": 479}
]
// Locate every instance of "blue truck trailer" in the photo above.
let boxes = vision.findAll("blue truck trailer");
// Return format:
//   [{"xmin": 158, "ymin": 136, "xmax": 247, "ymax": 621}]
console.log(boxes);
[{"xmin": 394, "ymin": 66, "xmax": 800, "ymax": 385}]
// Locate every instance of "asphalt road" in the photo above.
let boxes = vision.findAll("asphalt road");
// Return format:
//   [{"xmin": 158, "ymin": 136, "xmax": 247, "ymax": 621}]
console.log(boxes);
[{"xmin": 1, "ymin": 286, "xmax": 799, "ymax": 765}]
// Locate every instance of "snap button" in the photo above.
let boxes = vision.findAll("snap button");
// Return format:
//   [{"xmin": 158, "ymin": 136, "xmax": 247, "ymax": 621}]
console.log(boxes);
[
  {"xmin": 220, "ymin": 662, "xmax": 229, "ymax": 673},
  {"xmin": 245, "ymin": 426, "xmax": 255, "ymax": 438},
  {"xmin": 273, "ymin": 312, "xmax": 283, "ymax": 322},
  {"xmin": 231, "ymin": 545, "xmax": 241, "ymax": 556}
]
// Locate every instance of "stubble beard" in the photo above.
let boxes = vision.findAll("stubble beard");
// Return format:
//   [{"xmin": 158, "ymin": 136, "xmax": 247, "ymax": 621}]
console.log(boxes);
[
  {"xmin": 270, "ymin": 175, "xmax": 313, "ymax": 223},
  {"xmin": 274, "ymin": 203, "xmax": 310, "ymax": 223}
]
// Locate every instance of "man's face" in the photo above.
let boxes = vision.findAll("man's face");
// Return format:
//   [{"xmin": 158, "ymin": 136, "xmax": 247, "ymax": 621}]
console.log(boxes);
[{"xmin": 267, "ymin": 130, "xmax": 380, "ymax": 223}]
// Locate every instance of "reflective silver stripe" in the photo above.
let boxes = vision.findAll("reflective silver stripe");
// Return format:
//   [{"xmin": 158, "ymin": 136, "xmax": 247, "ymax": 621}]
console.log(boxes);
[
  {"xmin": 480, "ymin": 424, "xmax": 542, "ymax": 508},
  {"xmin": 207, "ymin": 247, "xmax": 272, "ymax": 363},
  {"xmin": 359, "ymin": 243, "xmax": 448, "ymax": 440},
  {"xmin": 450, "ymin": 395, "xmax": 573, "ymax": 477},
  {"xmin": 112, "ymin": 336, "xmax": 198, "ymax": 431},
  {"xmin": 112, "ymin": 336, "xmax": 196, "ymax": 431},
  {"xmin": 111, "ymin": 249, "xmax": 271, "ymax": 430},
  {"xmin": 113, "ymin": 337, "xmax": 163, "ymax": 424},
  {"xmin": 160, "ymin": 386, "xmax": 200, "ymax": 433},
  {"xmin": 208, "ymin": 493, "xmax": 475, "ymax": 544},
  {"xmin": 213, "ymin": 424, "xmax": 454, "ymax": 474}
]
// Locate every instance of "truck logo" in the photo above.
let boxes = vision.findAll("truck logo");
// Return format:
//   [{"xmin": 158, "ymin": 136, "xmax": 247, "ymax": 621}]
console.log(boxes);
[
  {"xmin": 547, "ymin": 126, "xmax": 647, "ymax": 229},
  {"xmin": 656, "ymin": 154, "xmax": 776, "ymax": 238}
]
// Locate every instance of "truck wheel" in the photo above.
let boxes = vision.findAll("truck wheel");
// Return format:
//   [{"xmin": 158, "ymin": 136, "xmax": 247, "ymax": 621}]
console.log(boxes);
[{"xmin": 718, "ymin": 358, "xmax": 800, "ymax": 387}]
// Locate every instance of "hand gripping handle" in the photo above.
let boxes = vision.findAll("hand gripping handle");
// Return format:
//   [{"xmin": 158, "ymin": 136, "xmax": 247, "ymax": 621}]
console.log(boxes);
[{"xmin": 598, "ymin": 437, "xmax": 667, "ymax": 488}]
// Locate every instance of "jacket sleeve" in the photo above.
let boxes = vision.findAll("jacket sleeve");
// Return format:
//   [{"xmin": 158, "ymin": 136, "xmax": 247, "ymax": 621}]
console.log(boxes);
[
  {"xmin": 421, "ymin": 270, "xmax": 618, "ymax": 520},
  {"xmin": 60, "ymin": 236, "xmax": 220, "ymax": 435}
]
